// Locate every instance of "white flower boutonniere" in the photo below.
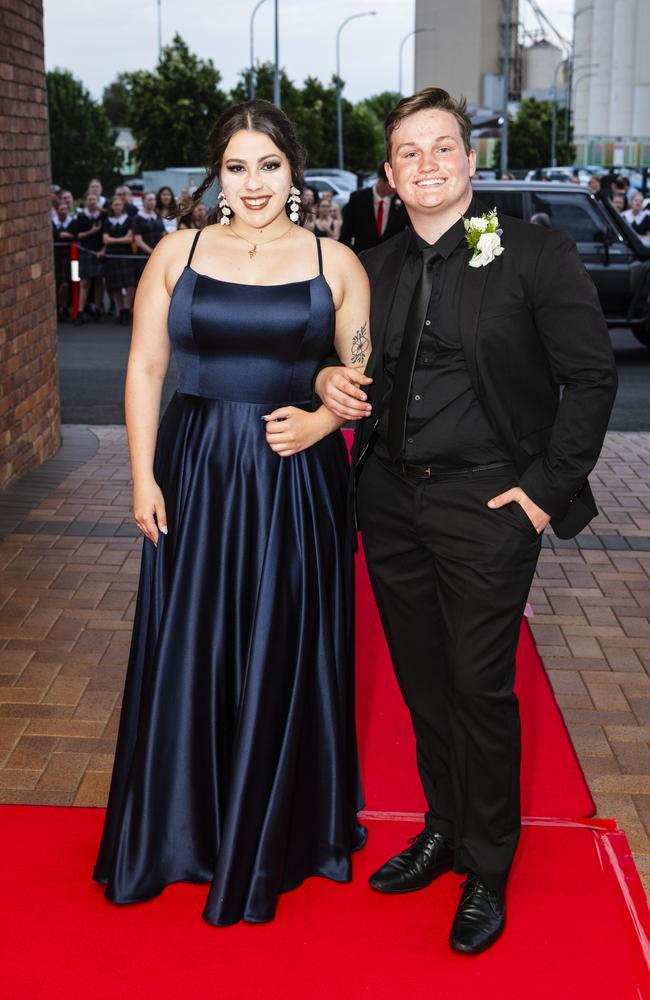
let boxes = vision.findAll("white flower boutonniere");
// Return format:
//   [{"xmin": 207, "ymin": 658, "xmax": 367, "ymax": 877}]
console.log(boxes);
[{"xmin": 463, "ymin": 208, "xmax": 504, "ymax": 268}]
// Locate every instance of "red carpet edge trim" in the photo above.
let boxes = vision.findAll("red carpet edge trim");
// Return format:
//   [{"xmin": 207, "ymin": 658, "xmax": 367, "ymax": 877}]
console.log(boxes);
[
  {"xmin": 358, "ymin": 810, "xmax": 618, "ymax": 831},
  {"xmin": 598, "ymin": 829, "xmax": 650, "ymax": 969}
]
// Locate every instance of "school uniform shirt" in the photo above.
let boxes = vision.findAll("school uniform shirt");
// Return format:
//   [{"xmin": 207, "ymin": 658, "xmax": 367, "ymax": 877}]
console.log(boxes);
[
  {"xmin": 102, "ymin": 214, "xmax": 133, "ymax": 253},
  {"xmin": 162, "ymin": 215, "xmax": 180, "ymax": 234},
  {"xmin": 133, "ymin": 210, "xmax": 166, "ymax": 250},
  {"xmin": 52, "ymin": 216, "xmax": 75, "ymax": 239},
  {"xmin": 622, "ymin": 208, "xmax": 650, "ymax": 236},
  {"xmin": 74, "ymin": 209, "xmax": 107, "ymax": 253}
]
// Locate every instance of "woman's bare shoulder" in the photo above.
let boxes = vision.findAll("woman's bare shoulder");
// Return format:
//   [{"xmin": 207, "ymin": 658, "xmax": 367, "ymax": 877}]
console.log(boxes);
[
  {"xmin": 156, "ymin": 227, "xmax": 200, "ymax": 259},
  {"xmin": 319, "ymin": 235, "xmax": 362, "ymax": 268},
  {"xmin": 319, "ymin": 236, "xmax": 368, "ymax": 285}
]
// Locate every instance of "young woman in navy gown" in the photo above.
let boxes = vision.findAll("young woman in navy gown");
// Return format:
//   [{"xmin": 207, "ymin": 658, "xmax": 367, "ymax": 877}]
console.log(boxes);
[{"xmin": 93, "ymin": 100, "xmax": 373, "ymax": 926}]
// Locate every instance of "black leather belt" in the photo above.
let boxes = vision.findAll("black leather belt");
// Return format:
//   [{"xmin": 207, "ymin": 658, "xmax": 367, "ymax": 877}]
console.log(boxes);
[{"xmin": 400, "ymin": 460, "xmax": 514, "ymax": 481}]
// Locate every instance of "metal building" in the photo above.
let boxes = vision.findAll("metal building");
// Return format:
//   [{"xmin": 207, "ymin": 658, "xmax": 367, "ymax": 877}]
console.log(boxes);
[
  {"xmin": 573, "ymin": 0, "xmax": 649, "ymax": 139},
  {"xmin": 413, "ymin": 0, "xmax": 520, "ymax": 109}
]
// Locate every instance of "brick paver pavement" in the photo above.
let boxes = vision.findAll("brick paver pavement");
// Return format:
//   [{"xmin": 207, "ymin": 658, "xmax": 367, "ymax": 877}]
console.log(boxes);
[{"xmin": 1, "ymin": 428, "xmax": 650, "ymax": 890}]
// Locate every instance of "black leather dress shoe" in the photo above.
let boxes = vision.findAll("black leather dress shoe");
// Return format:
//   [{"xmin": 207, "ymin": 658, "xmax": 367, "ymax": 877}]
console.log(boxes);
[
  {"xmin": 449, "ymin": 874, "xmax": 506, "ymax": 954},
  {"xmin": 368, "ymin": 829, "xmax": 454, "ymax": 894}
]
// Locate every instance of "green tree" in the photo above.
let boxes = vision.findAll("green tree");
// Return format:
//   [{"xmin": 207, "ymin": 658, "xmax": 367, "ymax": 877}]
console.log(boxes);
[
  {"xmin": 230, "ymin": 63, "xmax": 301, "ymax": 120},
  {"xmin": 362, "ymin": 91, "xmax": 401, "ymax": 128},
  {"xmin": 47, "ymin": 69, "xmax": 122, "ymax": 195},
  {"xmin": 344, "ymin": 100, "xmax": 384, "ymax": 173},
  {"xmin": 102, "ymin": 74, "xmax": 133, "ymax": 127},
  {"xmin": 493, "ymin": 97, "xmax": 575, "ymax": 170},
  {"xmin": 123, "ymin": 34, "xmax": 229, "ymax": 169},
  {"xmin": 229, "ymin": 64, "xmax": 384, "ymax": 173},
  {"xmin": 230, "ymin": 64, "xmax": 330, "ymax": 167}
]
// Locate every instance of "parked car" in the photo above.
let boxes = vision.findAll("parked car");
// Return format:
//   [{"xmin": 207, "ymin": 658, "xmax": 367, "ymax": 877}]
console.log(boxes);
[
  {"xmin": 304, "ymin": 168, "xmax": 358, "ymax": 188},
  {"xmin": 525, "ymin": 166, "xmax": 597, "ymax": 185},
  {"xmin": 302, "ymin": 173, "xmax": 357, "ymax": 207},
  {"xmin": 473, "ymin": 180, "xmax": 650, "ymax": 348}
]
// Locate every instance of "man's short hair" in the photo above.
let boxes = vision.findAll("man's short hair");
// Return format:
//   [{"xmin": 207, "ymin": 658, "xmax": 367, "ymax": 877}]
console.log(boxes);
[{"xmin": 385, "ymin": 87, "xmax": 473, "ymax": 160}]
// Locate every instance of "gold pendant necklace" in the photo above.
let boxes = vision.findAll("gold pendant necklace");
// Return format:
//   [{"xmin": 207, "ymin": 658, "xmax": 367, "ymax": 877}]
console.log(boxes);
[{"xmin": 229, "ymin": 223, "xmax": 294, "ymax": 260}]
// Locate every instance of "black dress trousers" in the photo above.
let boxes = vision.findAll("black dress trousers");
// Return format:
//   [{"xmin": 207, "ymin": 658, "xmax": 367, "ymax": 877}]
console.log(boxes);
[{"xmin": 357, "ymin": 454, "xmax": 542, "ymax": 894}]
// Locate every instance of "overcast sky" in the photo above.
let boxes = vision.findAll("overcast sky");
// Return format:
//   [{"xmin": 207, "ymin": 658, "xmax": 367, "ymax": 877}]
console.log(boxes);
[{"xmin": 43, "ymin": 0, "xmax": 574, "ymax": 105}]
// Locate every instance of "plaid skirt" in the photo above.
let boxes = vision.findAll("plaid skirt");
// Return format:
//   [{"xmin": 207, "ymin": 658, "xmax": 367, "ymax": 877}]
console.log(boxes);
[
  {"xmin": 104, "ymin": 253, "xmax": 135, "ymax": 291},
  {"xmin": 53, "ymin": 243, "xmax": 71, "ymax": 286},
  {"xmin": 79, "ymin": 248, "xmax": 104, "ymax": 280}
]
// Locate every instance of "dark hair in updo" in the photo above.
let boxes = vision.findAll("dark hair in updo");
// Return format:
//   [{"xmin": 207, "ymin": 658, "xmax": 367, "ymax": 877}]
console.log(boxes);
[{"xmin": 184, "ymin": 99, "xmax": 307, "ymax": 225}]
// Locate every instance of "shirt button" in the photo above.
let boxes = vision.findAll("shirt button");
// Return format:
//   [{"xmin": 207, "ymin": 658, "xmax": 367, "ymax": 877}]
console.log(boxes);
[
  {"xmin": 407, "ymin": 437, "xmax": 414, "ymax": 444},
  {"xmin": 414, "ymin": 394, "xmax": 421, "ymax": 401},
  {"xmin": 425, "ymin": 320, "xmax": 431, "ymax": 326}
]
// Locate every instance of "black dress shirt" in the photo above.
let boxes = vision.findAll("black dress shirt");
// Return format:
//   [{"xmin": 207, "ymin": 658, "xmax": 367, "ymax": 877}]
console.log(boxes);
[{"xmin": 375, "ymin": 206, "xmax": 509, "ymax": 469}]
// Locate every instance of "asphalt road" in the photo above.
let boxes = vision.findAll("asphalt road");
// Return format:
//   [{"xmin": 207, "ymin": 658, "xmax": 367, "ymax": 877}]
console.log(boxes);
[{"xmin": 56, "ymin": 321, "xmax": 649, "ymax": 430}]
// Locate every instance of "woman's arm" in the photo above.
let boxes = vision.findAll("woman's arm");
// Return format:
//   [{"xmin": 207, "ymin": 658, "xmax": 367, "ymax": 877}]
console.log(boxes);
[
  {"xmin": 264, "ymin": 240, "xmax": 371, "ymax": 456},
  {"xmin": 134, "ymin": 233, "xmax": 153, "ymax": 255},
  {"xmin": 77, "ymin": 224, "xmax": 100, "ymax": 240},
  {"xmin": 329, "ymin": 241, "xmax": 371, "ymax": 375},
  {"xmin": 124, "ymin": 236, "xmax": 178, "ymax": 544},
  {"xmin": 104, "ymin": 230, "xmax": 133, "ymax": 245}
]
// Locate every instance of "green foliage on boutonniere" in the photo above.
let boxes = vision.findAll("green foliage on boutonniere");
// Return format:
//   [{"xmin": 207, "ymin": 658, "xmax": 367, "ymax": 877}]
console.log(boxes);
[{"xmin": 462, "ymin": 208, "xmax": 504, "ymax": 268}]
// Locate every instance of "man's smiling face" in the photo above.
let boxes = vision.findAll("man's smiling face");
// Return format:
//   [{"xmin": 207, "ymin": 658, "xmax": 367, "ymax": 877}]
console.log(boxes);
[{"xmin": 385, "ymin": 108, "xmax": 475, "ymax": 217}]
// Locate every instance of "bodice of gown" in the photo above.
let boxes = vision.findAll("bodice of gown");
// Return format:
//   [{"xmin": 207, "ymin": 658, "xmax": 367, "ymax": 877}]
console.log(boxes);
[{"xmin": 167, "ymin": 267, "xmax": 335, "ymax": 405}]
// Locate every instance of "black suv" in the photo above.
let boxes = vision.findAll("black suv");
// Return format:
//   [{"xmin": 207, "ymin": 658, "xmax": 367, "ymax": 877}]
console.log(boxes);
[{"xmin": 473, "ymin": 181, "xmax": 650, "ymax": 348}]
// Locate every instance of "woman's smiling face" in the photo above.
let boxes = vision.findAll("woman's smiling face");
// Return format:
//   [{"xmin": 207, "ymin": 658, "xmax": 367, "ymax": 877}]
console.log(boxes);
[{"xmin": 220, "ymin": 129, "xmax": 292, "ymax": 229}]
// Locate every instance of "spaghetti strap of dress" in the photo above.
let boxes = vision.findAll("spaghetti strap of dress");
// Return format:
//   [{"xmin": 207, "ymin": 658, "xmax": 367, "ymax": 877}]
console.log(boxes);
[
  {"xmin": 315, "ymin": 237, "xmax": 323, "ymax": 275},
  {"xmin": 187, "ymin": 229, "xmax": 202, "ymax": 267}
]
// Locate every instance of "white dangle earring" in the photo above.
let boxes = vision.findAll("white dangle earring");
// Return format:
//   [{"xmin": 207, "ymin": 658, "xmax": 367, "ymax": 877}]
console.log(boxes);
[
  {"xmin": 287, "ymin": 185, "xmax": 301, "ymax": 223},
  {"xmin": 218, "ymin": 191, "xmax": 232, "ymax": 225}
]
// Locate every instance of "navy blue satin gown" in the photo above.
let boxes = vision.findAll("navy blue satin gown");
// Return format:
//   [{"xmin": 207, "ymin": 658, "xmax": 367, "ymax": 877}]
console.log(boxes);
[{"xmin": 93, "ymin": 230, "xmax": 366, "ymax": 925}]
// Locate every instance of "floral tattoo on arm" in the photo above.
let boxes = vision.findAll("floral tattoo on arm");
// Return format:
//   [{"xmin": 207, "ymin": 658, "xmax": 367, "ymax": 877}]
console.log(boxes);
[{"xmin": 350, "ymin": 322, "xmax": 369, "ymax": 366}]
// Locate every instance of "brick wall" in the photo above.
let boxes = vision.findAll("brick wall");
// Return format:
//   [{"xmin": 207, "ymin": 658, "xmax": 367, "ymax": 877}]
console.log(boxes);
[{"xmin": 0, "ymin": 0, "xmax": 60, "ymax": 490}]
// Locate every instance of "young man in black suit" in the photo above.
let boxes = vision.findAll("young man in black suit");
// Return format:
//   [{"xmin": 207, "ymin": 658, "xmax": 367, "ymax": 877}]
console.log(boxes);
[
  {"xmin": 340, "ymin": 162, "xmax": 409, "ymax": 253},
  {"xmin": 315, "ymin": 88, "xmax": 617, "ymax": 955}
]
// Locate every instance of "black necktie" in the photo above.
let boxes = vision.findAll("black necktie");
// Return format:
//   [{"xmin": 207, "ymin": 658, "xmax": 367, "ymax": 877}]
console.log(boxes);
[{"xmin": 387, "ymin": 247, "xmax": 438, "ymax": 460}]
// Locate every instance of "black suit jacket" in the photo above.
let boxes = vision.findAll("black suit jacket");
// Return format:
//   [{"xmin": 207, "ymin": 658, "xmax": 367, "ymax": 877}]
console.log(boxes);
[
  {"xmin": 341, "ymin": 212, "xmax": 618, "ymax": 541},
  {"xmin": 340, "ymin": 187, "xmax": 409, "ymax": 254}
]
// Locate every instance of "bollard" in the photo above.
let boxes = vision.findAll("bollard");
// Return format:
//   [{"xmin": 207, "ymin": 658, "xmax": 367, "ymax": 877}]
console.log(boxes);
[{"xmin": 70, "ymin": 242, "xmax": 80, "ymax": 320}]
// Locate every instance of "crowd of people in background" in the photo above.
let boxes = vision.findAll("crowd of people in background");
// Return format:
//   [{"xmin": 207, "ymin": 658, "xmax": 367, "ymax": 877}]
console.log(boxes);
[
  {"xmin": 51, "ymin": 179, "xmax": 210, "ymax": 325},
  {"xmin": 52, "ymin": 165, "xmax": 650, "ymax": 326},
  {"xmin": 52, "ymin": 163, "xmax": 412, "ymax": 326}
]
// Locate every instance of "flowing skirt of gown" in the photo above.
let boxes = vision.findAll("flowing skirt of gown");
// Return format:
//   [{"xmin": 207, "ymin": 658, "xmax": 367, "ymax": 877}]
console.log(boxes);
[{"xmin": 93, "ymin": 390, "xmax": 366, "ymax": 925}]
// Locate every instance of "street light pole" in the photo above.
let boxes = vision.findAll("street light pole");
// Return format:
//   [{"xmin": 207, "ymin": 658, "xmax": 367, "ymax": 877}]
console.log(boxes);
[
  {"xmin": 273, "ymin": 0, "xmax": 281, "ymax": 107},
  {"xmin": 500, "ymin": 0, "xmax": 511, "ymax": 177},
  {"xmin": 336, "ymin": 11, "xmax": 377, "ymax": 171},
  {"xmin": 573, "ymin": 70, "xmax": 597, "ymax": 95},
  {"xmin": 249, "ymin": 0, "xmax": 270, "ymax": 100},
  {"xmin": 550, "ymin": 59, "xmax": 566, "ymax": 168},
  {"xmin": 156, "ymin": 0, "xmax": 162, "ymax": 60},
  {"xmin": 398, "ymin": 27, "xmax": 435, "ymax": 97}
]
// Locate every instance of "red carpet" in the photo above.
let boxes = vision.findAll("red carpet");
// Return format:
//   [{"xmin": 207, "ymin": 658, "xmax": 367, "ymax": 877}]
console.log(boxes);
[
  {"xmin": 0, "ymin": 431, "xmax": 646, "ymax": 995},
  {"xmin": 344, "ymin": 428, "xmax": 595, "ymax": 821},
  {"xmin": 1, "ymin": 807, "xmax": 648, "ymax": 999},
  {"xmin": 353, "ymin": 522, "xmax": 596, "ymax": 820}
]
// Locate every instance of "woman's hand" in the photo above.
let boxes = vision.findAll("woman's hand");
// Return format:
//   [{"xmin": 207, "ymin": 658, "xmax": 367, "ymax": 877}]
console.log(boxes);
[
  {"xmin": 263, "ymin": 407, "xmax": 335, "ymax": 457},
  {"xmin": 133, "ymin": 478, "xmax": 168, "ymax": 545}
]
